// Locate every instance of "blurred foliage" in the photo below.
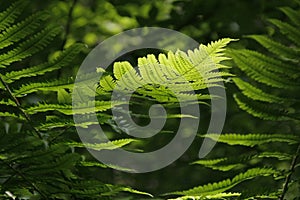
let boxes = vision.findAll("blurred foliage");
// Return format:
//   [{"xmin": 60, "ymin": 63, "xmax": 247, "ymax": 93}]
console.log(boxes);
[{"xmin": 0, "ymin": 0, "xmax": 300, "ymax": 199}]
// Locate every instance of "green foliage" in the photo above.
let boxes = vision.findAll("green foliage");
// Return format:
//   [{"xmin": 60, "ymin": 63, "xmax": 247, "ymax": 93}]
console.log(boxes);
[
  {"xmin": 202, "ymin": 133, "xmax": 299, "ymax": 147},
  {"xmin": 227, "ymin": 6, "xmax": 300, "ymax": 121},
  {"xmin": 165, "ymin": 5, "xmax": 300, "ymax": 200},
  {"xmin": 98, "ymin": 38, "xmax": 233, "ymax": 104},
  {"xmin": 166, "ymin": 168, "xmax": 279, "ymax": 197},
  {"xmin": 0, "ymin": 1, "xmax": 236, "ymax": 199},
  {"xmin": 0, "ymin": 2, "xmax": 152, "ymax": 199},
  {"xmin": 1, "ymin": 1, "xmax": 300, "ymax": 200}
]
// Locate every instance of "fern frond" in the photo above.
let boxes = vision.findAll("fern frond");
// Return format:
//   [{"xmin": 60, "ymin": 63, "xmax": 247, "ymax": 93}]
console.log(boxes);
[
  {"xmin": 4, "ymin": 43, "xmax": 85, "ymax": 82},
  {"xmin": 0, "ymin": 111, "xmax": 24, "ymax": 120},
  {"xmin": 199, "ymin": 38, "xmax": 236, "ymax": 63},
  {"xmin": 37, "ymin": 113, "xmax": 111, "ymax": 130},
  {"xmin": 113, "ymin": 61, "xmax": 134, "ymax": 80},
  {"xmin": 169, "ymin": 192, "xmax": 241, "ymax": 200},
  {"xmin": 203, "ymin": 133, "xmax": 299, "ymax": 147},
  {"xmin": 228, "ymin": 48, "xmax": 299, "ymax": 78},
  {"xmin": 233, "ymin": 93, "xmax": 292, "ymax": 121},
  {"xmin": 108, "ymin": 185, "xmax": 153, "ymax": 197},
  {"xmin": 58, "ymin": 180, "xmax": 116, "ymax": 197},
  {"xmin": 99, "ymin": 38, "xmax": 234, "ymax": 106},
  {"xmin": 68, "ymin": 180, "xmax": 153, "ymax": 197},
  {"xmin": 13, "ymin": 78, "xmax": 74, "ymax": 97},
  {"xmin": 80, "ymin": 161, "xmax": 137, "ymax": 172},
  {"xmin": 268, "ymin": 18, "xmax": 300, "ymax": 46},
  {"xmin": 247, "ymin": 35, "xmax": 300, "ymax": 60},
  {"xmin": 0, "ymin": 12, "xmax": 48, "ymax": 50},
  {"xmin": 0, "ymin": 25, "xmax": 60, "ymax": 67},
  {"xmin": 26, "ymin": 101, "xmax": 121, "ymax": 115},
  {"xmin": 0, "ymin": 0, "xmax": 26, "ymax": 32},
  {"xmin": 279, "ymin": 7, "xmax": 300, "ymax": 26},
  {"xmin": 166, "ymin": 168, "xmax": 279, "ymax": 197},
  {"xmin": 0, "ymin": 99, "xmax": 16, "ymax": 107},
  {"xmin": 23, "ymin": 153, "xmax": 80, "ymax": 175},
  {"xmin": 233, "ymin": 78, "xmax": 287, "ymax": 103},
  {"xmin": 228, "ymin": 49, "xmax": 299, "ymax": 89},
  {"xmin": 192, "ymin": 152, "xmax": 292, "ymax": 171},
  {"xmin": 99, "ymin": 74, "xmax": 115, "ymax": 91},
  {"xmin": 68, "ymin": 139, "xmax": 137, "ymax": 151}
]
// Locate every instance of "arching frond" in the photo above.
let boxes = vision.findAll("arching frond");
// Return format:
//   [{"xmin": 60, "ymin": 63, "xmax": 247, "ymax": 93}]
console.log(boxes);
[
  {"xmin": 233, "ymin": 78, "xmax": 287, "ymax": 103},
  {"xmin": 165, "ymin": 168, "xmax": 279, "ymax": 197},
  {"xmin": 25, "ymin": 101, "xmax": 121, "ymax": 115},
  {"xmin": 192, "ymin": 152, "xmax": 292, "ymax": 171},
  {"xmin": 68, "ymin": 139, "xmax": 137, "ymax": 151},
  {"xmin": 247, "ymin": 35, "xmax": 300, "ymax": 61},
  {"xmin": 4, "ymin": 43, "xmax": 85, "ymax": 82},
  {"xmin": 233, "ymin": 93, "xmax": 293, "ymax": 121},
  {"xmin": 0, "ymin": 0, "xmax": 26, "ymax": 32},
  {"xmin": 0, "ymin": 12, "xmax": 48, "ymax": 50},
  {"xmin": 203, "ymin": 133, "xmax": 299, "ymax": 146},
  {"xmin": 0, "ymin": 26, "xmax": 61, "ymax": 67}
]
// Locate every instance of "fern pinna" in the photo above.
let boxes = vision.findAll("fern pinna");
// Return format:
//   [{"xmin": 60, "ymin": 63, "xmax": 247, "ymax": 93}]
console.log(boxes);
[{"xmin": 166, "ymin": 5, "xmax": 300, "ymax": 200}]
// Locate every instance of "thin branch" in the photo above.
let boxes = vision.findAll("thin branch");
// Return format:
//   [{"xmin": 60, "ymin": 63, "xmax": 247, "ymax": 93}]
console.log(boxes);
[
  {"xmin": 48, "ymin": 126, "xmax": 71, "ymax": 145},
  {"xmin": 0, "ymin": 75, "xmax": 43, "ymax": 139},
  {"xmin": 0, "ymin": 159, "xmax": 48, "ymax": 199},
  {"xmin": 280, "ymin": 143, "xmax": 300, "ymax": 200},
  {"xmin": 60, "ymin": 0, "xmax": 78, "ymax": 50}
]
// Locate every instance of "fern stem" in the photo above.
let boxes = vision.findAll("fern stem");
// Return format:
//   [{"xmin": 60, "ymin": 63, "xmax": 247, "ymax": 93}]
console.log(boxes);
[
  {"xmin": 0, "ymin": 159, "xmax": 48, "ymax": 199},
  {"xmin": 280, "ymin": 143, "xmax": 300, "ymax": 200},
  {"xmin": 48, "ymin": 126, "xmax": 71, "ymax": 144},
  {"xmin": 0, "ymin": 75, "xmax": 43, "ymax": 139},
  {"xmin": 60, "ymin": 0, "xmax": 78, "ymax": 50}
]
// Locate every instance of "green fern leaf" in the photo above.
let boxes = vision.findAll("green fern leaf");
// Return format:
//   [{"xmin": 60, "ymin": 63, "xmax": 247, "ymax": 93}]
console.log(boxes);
[
  {"xmin": 12, "ymin": 78, "xmax": 74, "ymax": 97},
  {"xmin": 166, "ymin": 168, "xmax": 279, "ymax": 197},
  {"xmin": 0, "ymin": 99, "xmax": 16, "ymax": 107},
  {"xmin": 279, "ymin": 7, "xmax": 300, "ymax": 26},
  {"xmin": 233, "ymin": 93, "xmax": 293, "ymax": 121},
  {"xmin": 203, "ymin": 133, "xmax": 299, "ymax": 146},
  {"xmin": 0, "ymin": 111, "xmax": 24, "ymax": 120},
  {"xmin": 228, "ymin": 49, "xmax": 299, "ymax": 89},
  {"xmin": 25, "ymin": 101, "xmax": 121, "ymax": 115},
  {"xmin": 99, "ymin": 38, "xmax": 234, "ymax": 107},
  {"xmin": 228, "ymin": 49, "xmax": 299, "ymax": 78},
  {"xmin": 268, "ymin": 18, "xmax": 300, "ymax": 46},
  {"xmin": 0, "ymin": 1, "xmax": 26, "ymax": 32},
  {"xmin": 99, "ymin": 74, "xmax": 116, "ymax": 91},
  {"xmin": 233, "ymin": 78, "xmax": 287, "ymax": 103},
  {"xmin": 0, "ymin": 25, "xmax": 61, "ymax": 67},
  {"xmin": 247, "ymin": 35, "xmax": 300, "ymax": 60},
  {"xmin": 4, "ymin": 43, "xmax": 85, "ymax": 82},
  {"xmin": 37, "ymin": 113, "xmax": 111, "ymax": 130},
  {"xmin": 113, "ymin": 61, "xmax": 134, "ymax": 80},
  {"xmin": 24, "ymin": 153, "xmax": 80, "ymax": 175},
  {"xmin": 68, "ymin": 139, "xmax": 137, "ymax": 151},
  {"xmin": 0, "ymin": 12, "xmax": 48, "ymax": 50},
  {"xmin": 192, "ymin": 152, "xmax": 292, "ymax": 171},
  {"xmin": 169, "ymin": 192, "xmax": 241, "ymax": 200}
]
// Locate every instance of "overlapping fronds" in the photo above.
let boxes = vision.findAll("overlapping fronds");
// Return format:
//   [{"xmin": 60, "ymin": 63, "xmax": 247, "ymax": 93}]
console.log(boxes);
[
  {"xmin": 169, "ymin": 6, "xmax": 300, "ymax": 200},
  {"xmin": 227, "ymin": 6, "xmax": 300, "ymax": 121},
  {"xmin": 203, "ymin": 133, "xmax": 299, "ymax": 147},
  {"xmin": 0, "ymin": 2, "xmax": 152, "ymax": 199}
]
